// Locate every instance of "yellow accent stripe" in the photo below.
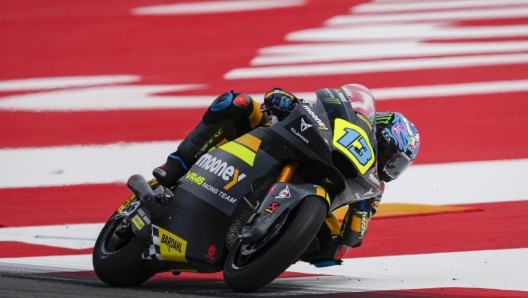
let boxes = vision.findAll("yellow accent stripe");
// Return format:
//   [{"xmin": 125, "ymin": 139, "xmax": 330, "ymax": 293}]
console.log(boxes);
[
  {"xmin": 315, "ymin": 187, "xmax": 331, "ymax": 205},
  {"xmin": 350, "ymin": 213, "xmax": 362, "ymax": 232},
  {"xmin": 117, "ymin": 194, "xmax": 135, "ymax": 212},
  {"xmin": 217, "ymin": 138, "xmax": 229, "ymax": 147},
  {"xmin": 324, "ymin": 216, "xmax": 341, "ymax": 236},
  {"xmin": 223, "ymin": 169, "xmax": 239, "ymax": 190},
  {"xmin": 219, "ymin": 141, "xmax": 256, "ymax": 166},
  {"xmin": 235, "ymin": 134, "xmax": 261, "ymax": 152},
  {"xmin": 333, "ymin": 203, "xmax": 479, "ymax": 220},
  {"xmin": 249, "ymin": 98, "xmax": 263, "ymax": 128}
]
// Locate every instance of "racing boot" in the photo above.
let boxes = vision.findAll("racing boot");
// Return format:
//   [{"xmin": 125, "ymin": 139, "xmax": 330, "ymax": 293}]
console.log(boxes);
[
  {"xmin": 153, "ymin": 154, "xmax": 188, "ymax": 188},
  {"xmin": 300, "ymin": 213, "xmax": 348, "ymax": 267}
]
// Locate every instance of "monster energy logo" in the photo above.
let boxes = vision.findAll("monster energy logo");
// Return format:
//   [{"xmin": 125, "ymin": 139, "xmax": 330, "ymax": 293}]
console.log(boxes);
[
  {"xmin": 375, "ymin": 113, "xmax": 393, "ymax": 125},
  {"xmin": 323, "ymin": 98, "xmax": 341, "ymax": 104}
]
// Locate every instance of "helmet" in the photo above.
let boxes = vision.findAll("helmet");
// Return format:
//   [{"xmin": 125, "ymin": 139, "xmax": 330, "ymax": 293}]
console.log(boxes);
[
  {"xmin": 375, "ymin": 112, "xmax": 420, "ymax": 182},
  {"xmin": 262, "ymin": 87, "xmax": 300, "ymax": 120}
]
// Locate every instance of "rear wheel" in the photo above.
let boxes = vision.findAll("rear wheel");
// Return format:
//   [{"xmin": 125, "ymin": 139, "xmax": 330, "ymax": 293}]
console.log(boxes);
[
  {"xmin": 92, "ymin": 213, "xmax": 155, "ymax": 286},
  {"xmin": 223, "ymin": 196, "xmax": 327, "ymax": 292}
]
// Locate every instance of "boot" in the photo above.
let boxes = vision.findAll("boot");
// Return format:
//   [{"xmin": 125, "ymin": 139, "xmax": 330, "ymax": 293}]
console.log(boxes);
[{"xmin": 153, "ymin": 155, "xmax": 188, "ymax": 188}]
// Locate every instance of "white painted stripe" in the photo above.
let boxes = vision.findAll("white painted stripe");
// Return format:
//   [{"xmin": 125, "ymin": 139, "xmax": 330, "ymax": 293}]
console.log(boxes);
[
  {"xmin": 0, "ymin": 224, "xmax": 103, "ymax": 249},
  {"xmin": 1, "ymin": 142, "xmax": 526, "ymax": 205},
  {"xmin": 381, "ymin": 159, "xmax": 527, "ymax": 205},
  {"xmin": 328, "ymin": 7, "xmax": 528, "ymax": 25},
  {"xmin": 286, "ymin": 248, "xmax": 528, "ymax": 292},
  {"xmin": 0, "ymin": 75, "xmax": 140, "ymax": 92},
  {"xmin": 0, "ymin": 141, "xmax": 181, "ymax": 188},
  {"xmin": 353, "ymin": 0, "xmax": 528, "ymax": 14},
  {"xmin": 132, "ymin": 0, "xmax": 305, "ymax": 15},
  {"xmin": 252, "ymin": 41, "xmax": 528, "ymax": 65},
  {"xmin": 1, "ymin": 79, "xmax": 527, "ymax": 111},
  {"xmin": 0, "ymin": 84, "xmax": 207, "ymax": 111},
  {"xmin": 286, "ymin": 24, "xmax": 528, "ymax": 42},
  {"xmin": 0, "ymin": 254, "xmax": 93, "ymax": 273},
  {"xmin": 225, "ymin": 53, "xmax": 528, "ymax": 79},
  {"xmin": 1, "ymin": 249, "xmax": 526, "ymax": 292},
  {"xmin": 372, "ymin": 79, "xmax": 528, "ymax": 100}
]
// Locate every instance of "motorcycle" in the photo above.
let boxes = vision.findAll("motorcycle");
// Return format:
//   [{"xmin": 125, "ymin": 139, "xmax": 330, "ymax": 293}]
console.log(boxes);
[{"xmin": 92, "ymin": 85, "xmax": 383, "ymax": 292}]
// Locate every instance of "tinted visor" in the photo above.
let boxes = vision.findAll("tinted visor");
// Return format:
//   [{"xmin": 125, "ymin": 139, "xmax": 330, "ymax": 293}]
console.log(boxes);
[{"xmin": 377, "ymin": 138, "xmax": 413, "ymax": 181}]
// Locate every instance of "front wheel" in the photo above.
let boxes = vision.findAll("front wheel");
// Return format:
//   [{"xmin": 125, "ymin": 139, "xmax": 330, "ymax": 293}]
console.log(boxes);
[
  {"xmin": 92, "ymin": 213, "xmax": 155, "ymax": 286},
  {"xmin": 223, "ymin": 196, "xmax": 327, "ymax": 292}
]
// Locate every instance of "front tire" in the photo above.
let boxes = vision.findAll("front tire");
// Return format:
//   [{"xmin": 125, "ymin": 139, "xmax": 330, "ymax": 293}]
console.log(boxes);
[
  {"xmin": 223, "ymin": 196, "xmax": 327, "ymax": 292},
  {"xmin": 93, "ymin": 213, "xmax": 155, "ymax": 286}
]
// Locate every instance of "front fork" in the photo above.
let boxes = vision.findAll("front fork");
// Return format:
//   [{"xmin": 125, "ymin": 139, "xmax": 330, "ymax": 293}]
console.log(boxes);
[{"xmin": 240, "ymin": 160, "xmax": 330, "ymax": 243}]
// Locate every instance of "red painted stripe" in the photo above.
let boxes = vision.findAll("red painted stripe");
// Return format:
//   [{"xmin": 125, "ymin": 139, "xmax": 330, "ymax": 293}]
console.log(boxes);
[
  {"xmin": 347, "ymin": 200, "xmax": 528, "ymax": 258},
  {"xmin": 0, "ymin": 109, "xmax": 202, "ymax": 149},
  {"xmin": 0, "ymin": 242, "xmax": 91, "ymax": 258},
  {"xmin": 0, "ymin": 183, "xmax": 129, "ymax": 227}
]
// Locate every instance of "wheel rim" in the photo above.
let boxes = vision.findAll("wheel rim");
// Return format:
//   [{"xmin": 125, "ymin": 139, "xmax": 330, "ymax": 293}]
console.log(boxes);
[
  {"xmin": 230, "ymin": 209, "xmax": 290, "ymax": 270},
  {"xmin": 101, "ymin": 214, "xmax": 137, "ymax": 255}
]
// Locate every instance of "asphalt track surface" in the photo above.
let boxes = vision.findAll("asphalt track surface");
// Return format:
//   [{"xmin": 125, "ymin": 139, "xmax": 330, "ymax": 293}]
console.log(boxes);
[{"xmin": 1, "ymin": 0, "xmax": 528, "ymax": 297}]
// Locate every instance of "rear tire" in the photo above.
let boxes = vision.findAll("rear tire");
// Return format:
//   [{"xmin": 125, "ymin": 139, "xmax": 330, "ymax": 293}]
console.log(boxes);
[
  {"xmin": 93, "ymin": 213, "xmax": 155, "ymax": 286},
  {"xmin": 223, "ymin": 196, "xmax": 327, "ymax": 292}
]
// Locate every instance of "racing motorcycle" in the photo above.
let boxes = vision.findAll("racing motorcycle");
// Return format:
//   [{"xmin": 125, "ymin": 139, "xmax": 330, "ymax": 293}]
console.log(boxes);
[{"xmin": 92, "ymin": 85, "xmax": 383, "ymax": 292}]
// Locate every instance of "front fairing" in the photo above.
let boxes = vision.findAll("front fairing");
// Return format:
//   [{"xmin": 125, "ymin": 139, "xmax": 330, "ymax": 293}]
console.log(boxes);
[{"xmin": 268, "ymin": 87, "xmax": 382, "ymax": 210}]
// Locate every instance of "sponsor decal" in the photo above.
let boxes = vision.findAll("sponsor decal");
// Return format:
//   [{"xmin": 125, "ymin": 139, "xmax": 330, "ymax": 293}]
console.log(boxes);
[
  {"xmin": 218, "ymin": 190, "xmax": 237, "ymax": 203},
  {"xmin": 323, "ymin": 88, "xmax": 334, "ymax": 98},
  {"xmin": 290, "ymin": 127, "xmax": 309, "ymax": 144},
  {"xmin": 351, "ymin": 210, "xmax": 368, "ymax": 239},
  {"xmin": 205, "ymin": 245, "xmax": 216, "ymax": 261},
  {"xmin": 195, "ymin": 128, "xmax": 223, "ymax": 159},
  {"xmin": 195, "ymin": 153, "xmax": 246, "ymax": 190},
  {"xmin": 131, "ymin": 215, "xmax": 145, "ymax": 230},
  {"xmin": 342, "ymin": 86, "xmax": 353, "ymax": 98},
  {"xmin": 363, "ymin": 188, "xmax": 374, "ymax": 196},
  {"xmin": 323, "ymin": 98, "xmax": 341, "ymax": 104},
  {"xmin": 268, "ymin": 185, "xmax": 277, "ymax": 194},
  {"xmin": 408, "ymin": 136, "xmax": 418, "ymax": 152},
  {"xmin": 375, "ymin": 113, "xmax": 393, "ymax": 125},
  {"xmin": 359, "ymin": 211, "xmax": 368, "ymax": 239},
  {"xmin": 300, "ymin": 118, "xmax": 312, "ymax": 132},
  {"xmin": 265, "ymin": 201, "xmax": 281, "ymax": 213},
  {"xmin": 369, "ymin": 174, "xmax": 381, "ymax": 188},
  {"xmin": 159, "ymin": 227, "xmax": 187, "ymax": 262},
  {"xmin": 137, "ymin": 208, "xmax": 151, "ymax": 225},
  {"xmin": 355, "ymin": 193, "xmax": 361, "ymax": 200},
  {"xmin": 185, "ymin": 170, "xmax": 206, "ymax": 185},
  {"xmin": 357, "ymin": 114, "xmax": 373, "ymax": 130},
  {"xmin": 234, "ymin": 95, "xmax": 248, "ymax": 107},
  {"xmin": 333, "ymin": 118, "xmax": 375, "ymax": 175},
  {"xmin": 302, "ymin": 105, "xmax": 328, "ymax": 130},
  {"xmin": 335, "ymin": 246, "xmax": 347, "ymax": 259},
  {"xmin": 276, "ymin": 185, "xmax": 291, "ymax": 198},
  {"xmin": 117, "ymin": 194, "xmax": 135, "ymax": 212},
  {"xmin": 202, "ymin": 181, "xmax": 236, "ymax": 203}
]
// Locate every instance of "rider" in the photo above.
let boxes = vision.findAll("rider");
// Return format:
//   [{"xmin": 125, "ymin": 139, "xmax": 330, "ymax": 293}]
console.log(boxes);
[{"xmin": 153, "ymin": 85, "xmax": 420, "ymax": 267}]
